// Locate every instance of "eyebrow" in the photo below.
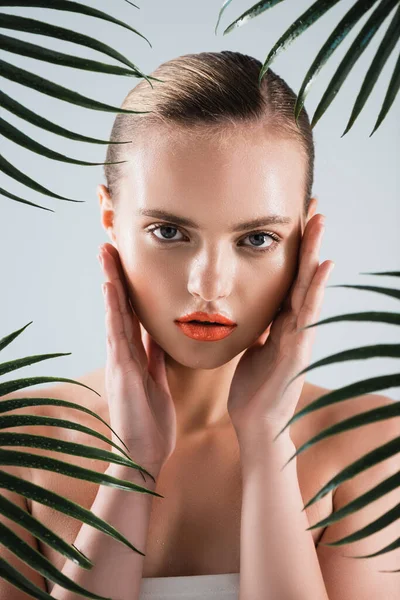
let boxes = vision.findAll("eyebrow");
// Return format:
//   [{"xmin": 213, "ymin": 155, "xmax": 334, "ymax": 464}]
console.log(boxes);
[{"xmin": 137, "ymin": 208, "xmax": 293, "ymax": 232}]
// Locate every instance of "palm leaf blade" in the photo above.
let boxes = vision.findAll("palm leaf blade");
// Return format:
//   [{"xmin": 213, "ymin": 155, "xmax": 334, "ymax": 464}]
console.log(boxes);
[
  {"xmin": 303, "ymin": 436, "xmax": 400, "ymax": 507},
  {"xmin": 0, "ymin": 449, "xmax": 162, "ymax": 497},
  {"xmin": 0, "ymin": 353, "xmax": 71, "ymax": 377},
  {"xmin": 289, "ymin": 343, "xmax": 400, "ymax": 382},
  {"xmin": 0, "ymin": 14, "xmax": 149, "ymax": 79},
  {"xmin": 0, "ymin": 396, "xmax": 129, "ymax": 455},
  {"xmin": 0, "ymin": 470, "xmax": 150, "ymax": 556},
  {"xmin": 0, "ymin": 494, "xmax": 92, "ymax": 568},
  {"xmin": 0, "ymin": 322, "xmax": 33, "ymax": 352},
  {"xmin": 0, "ymin": 33, "xmax": 142, "ymax": 78},
  {"xmin": 0, "ymin": 557, "xmax": 54, "ymax": 600},
  {"xmin": 258, "ymin": 0, "xmax": 343, "ymax": 80},
  {"xmin": 0, "ymin": 59, "xmax": 151, "ymax": 114},
  {"xmin": 287, "ymin": 401, "xmax": 400, "ymax": 461},
  {"xmin": 0, "ymin": 91, "xmax": 131, "ymax": 145},
  {"xmin": 0, "ymin": 521, "xmax": 111, "ymax": 599},
  {"xmin": 0, "ymin": 187, "xmax": 54, "ymax": 212},
  {"xmin": 370, "ymin": 48, "xmax": 400, "ymax": 135},
  {"xmin": 0, "ymin": 426, "xmax": 148, "ymax": 477},
  {"xmin": 1, "ymin": 117, "xmax": 127, "ymax": 166},
  {"xmin": 316, "ymin": 502, "xmax": 400, "ymax": 547},
  {"xmin": 277, "ymin": 373, "xmax": 400, "ymax": 435},
  {"xmin": 307, "ymin": 470, "xmax": 399, "ymax": 528},
  {"xmin": 329, "ymin": 283, "xmax": 400, "ymax": 300},
  {"xmin": 0, "ymin": 0, "xmax": 152, "ymax": 48},
  {"xmin": 221, "ymin": 0, "xmax": 287, "ymax": 35},
  {"xmin": 342, "ymin": 4, "xmax": 400, "ymax": 135},
  {"xmin": 0, "ymin": 154, "xmax": 83, "ymax": 202},
  {"xmin": 0, "ymin": 376, "xmax": 100, "ymax": 398},
  {"xmin": 310, "ymin": 0, "xmax": 397, "ymax": 127},
  {"xmin": 301, "ymin": 310, "xmax": 400, "ymax": 330}
]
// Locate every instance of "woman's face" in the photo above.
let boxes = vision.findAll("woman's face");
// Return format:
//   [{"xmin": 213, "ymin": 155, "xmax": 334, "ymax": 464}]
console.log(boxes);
[{"xmin": 100, "ymin": 124, "xmax": 316, "ymax": 369}]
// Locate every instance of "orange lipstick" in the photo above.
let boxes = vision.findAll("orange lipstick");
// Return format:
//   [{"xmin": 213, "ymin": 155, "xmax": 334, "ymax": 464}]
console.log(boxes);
[{"xmin": 175, "ymin": 311, "xmax": 237, "ymax": 341}]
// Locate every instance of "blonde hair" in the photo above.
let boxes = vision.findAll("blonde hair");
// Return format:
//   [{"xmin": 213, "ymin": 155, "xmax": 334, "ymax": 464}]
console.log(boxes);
[{"xmin": 103, "ymin": 50, "xmax": 314, "ymax": 216}]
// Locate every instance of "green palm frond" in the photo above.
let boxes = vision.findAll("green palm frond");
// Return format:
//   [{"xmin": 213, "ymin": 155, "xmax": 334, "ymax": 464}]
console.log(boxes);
[
  {"xmin": 269, "ymin": 270, "xmax": 400, "ymax": 568},
  {"xmin": 0, "ymin": 1, "xmax": 159, "ymax": 210},
  {"xmin": 0, "ymin": 14, "xmax": 151, "ymax": 79},
  {"xmin": 0, "ymin": 187, "xmax": 55, "ymax": 212},
  {"xmin": 370, "ymin": 48, "xmax": 400, "ymax": 135},
  {"xmin": 0, "ymin": 118, "xmax": 128, "ymax": 166},
  {"xmin": 217, "ymin": 0, "xmax": 400, "ymax": 133},
  {"xmin": 304, "ymin": 0, "xmax": 397, "ymax": 127},
  {"xmin": 342, "ymin": 4, "xmax": 400, "ymax": 135},
  {"xmin": 0, "ymin": 0, "xmax": 152, "ymax": 47},
  {"xmin": 0, "ymin": 323, "xmax": 163, "ymax": 598}
]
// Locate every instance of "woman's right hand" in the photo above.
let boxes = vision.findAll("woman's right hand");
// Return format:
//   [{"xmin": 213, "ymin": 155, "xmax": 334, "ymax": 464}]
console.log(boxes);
[{"xmin": 98, "ymin": 243, "xmax": 177, "ymax": 480}]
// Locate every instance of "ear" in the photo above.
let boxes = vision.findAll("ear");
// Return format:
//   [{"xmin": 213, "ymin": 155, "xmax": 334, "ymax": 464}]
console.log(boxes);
[{"xmin": 97, "ymin": 184, "xmax": 117, "ymax": 246}]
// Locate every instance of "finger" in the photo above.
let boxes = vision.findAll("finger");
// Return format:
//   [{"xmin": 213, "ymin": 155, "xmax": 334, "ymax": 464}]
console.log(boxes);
[
  {"xmin": 103, "ymin": 282, "xmax": 139, "ymax": 371},
  {"xmin": 291, "ymin": 215, "xmax": 325, "ymax": 315},
  {"xmin": 99, "ymin": 244, "xmax": 148, "ymax": 374},
  {"xmin": 297, "ymin": 260, "xmax": 335, "ymax": 331}
]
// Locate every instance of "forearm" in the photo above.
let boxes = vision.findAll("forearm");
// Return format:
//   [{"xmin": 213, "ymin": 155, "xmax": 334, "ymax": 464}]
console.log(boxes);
[
  {"xmin": 50, "ymin": 463, "xmax": 160, "ymax": 600},
  {"xmin": 238, "ymin": 428, "xmax": 329, "ymax": 600}
]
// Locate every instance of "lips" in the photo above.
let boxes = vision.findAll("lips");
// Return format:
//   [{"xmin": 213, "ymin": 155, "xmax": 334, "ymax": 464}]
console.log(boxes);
[
  {"xmin": 175, "ymin": 321, "xmax": 236, "ymax": 341},
  {"xmin": 176, "ymin": 311, "xmax": 236, "ymax": 326}
]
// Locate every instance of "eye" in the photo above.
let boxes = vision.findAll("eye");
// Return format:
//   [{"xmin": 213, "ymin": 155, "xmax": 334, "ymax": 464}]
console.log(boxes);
[
  {"xmin": 147, "ymin": 224, "xmax": 185, "ymax": 242},
  {"xmin": 146, "ymin": 223, "xmax": 280, "ymax": 253},
  {"xmin": 240, "ymin": 231, "xmax": 280, "ymax": 251}
]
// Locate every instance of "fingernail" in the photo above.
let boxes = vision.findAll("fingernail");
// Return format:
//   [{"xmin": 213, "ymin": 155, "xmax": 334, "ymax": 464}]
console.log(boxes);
[
  {"xmin": 97, "ymin": 253, "xmax": 103, "ymax": 267},
  {"xmin": 102, "ymin": 283, "xmax": 107, "ymax": 296}
]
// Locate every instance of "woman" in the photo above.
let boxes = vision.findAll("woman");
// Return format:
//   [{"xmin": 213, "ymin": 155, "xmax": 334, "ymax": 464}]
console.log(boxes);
[{"xmin": 1, "ymin": 51, "xmax": 397, "ymax": 600}]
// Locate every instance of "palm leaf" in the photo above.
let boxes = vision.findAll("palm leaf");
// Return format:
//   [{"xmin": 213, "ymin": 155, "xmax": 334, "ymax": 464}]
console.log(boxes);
[
  {"xmin": 342, "ymin": 4, "xmax": 400, "ymax": 135},
  {"xmin": 0, "ymin": 59, "xmax": 150, "ymax": 115},
  {"xmin": 310, "ymin": 0, "xmax": 398, "ymax": 128},
  {"xmin": 302, "ymin": 436, "xmax": 400, "ymax": 508},
  {"xmin": 1, "ymin": 118, "xmax": 128, "ymax": 166},
  {"xmin": 360, "ymin": 270, "xmax": 400, "ymax": 276},
  {"xmin": 289, "ymin": 343, "xmax": 400, "ymax": 383},
  {"xmin": 255, "ymin": 0, "xmax": 344, "ymax": 80},
  {"xmin": 219, "ymin": 0, "xmax": 400, "ymax": 130},
  {"xmin": 277, "ymin": 373, "xmax": 400, "ymax": 436},
  {"xmin": 0, "ymin": 188, "xmax": 53, "ymax": 212},
  {"xmin": 0, "ymin": 33, "xmax": 145, "ymax": 78},
  {"xmin": 0, "ymin": 557, "xmax": 56, "ymax": 600},
  {"xmin": 301, "ymin": 310, "xmax": 400, "ymax": 330},
  {"xmin": 316, "ymin": 501, "xmax": 400, "ymax": 548},
  {"xmin": 217, "ymin": 0, "xmax": 287, "ymax": 36},
  {"xmin": 0, "ymin": 321, "xmax": 164, "ymax": 598},
  {"xmin": 0, "ymin": 91, "xmax": 132, "ymax": 145},
  {"xmin": 0, "ymin": 495, "xmax": 93, "ymax": 569},
  {"xmin": 307, "ymin": 471, "xmax": 399, "ymax": 538},
  {"xmin": 370, "ymin": 48, "xmax": 400, "ymax": 135},
  {"xmin": 0, "ymin": 494, "xmax": 92, "ymax": 568},
  {"xmin": 0, "ymin": 153, "xmax": 83, "ymax": 201},
  {"xmin": 0, "ymin": 13, "xmax": 154, "ymax": 83},
  {"xmin": 0, "ymin": 0, "xmax": 152, "ymax": 48},
  {"xmin": 329, "ymin": 283, "xmax": 400, "ymax": 300},
  {"xmin": 286, "ymin": 401, "xmax": 400, "ymax": 462},
  {"xmin": 0, "ymin": 425, "xmax": 147, "ymax": 476}
]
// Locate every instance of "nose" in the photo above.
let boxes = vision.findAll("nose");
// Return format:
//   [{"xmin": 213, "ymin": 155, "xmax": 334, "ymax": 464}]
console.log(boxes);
[{"xmin": 187, "ymin": 245, "xmax": 234, "ymax": 302}]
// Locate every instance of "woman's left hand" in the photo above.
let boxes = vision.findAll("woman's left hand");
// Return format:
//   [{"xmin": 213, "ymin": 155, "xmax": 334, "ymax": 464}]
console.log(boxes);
[{"xmin": 227, "ymin": 213, "xmax": 335, "ymax": 442}]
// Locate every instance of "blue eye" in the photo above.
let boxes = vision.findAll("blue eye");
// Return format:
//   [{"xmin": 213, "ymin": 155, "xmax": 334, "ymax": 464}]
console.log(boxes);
[{"xmin": 146, "ymin": 223, "xmax": 280, "ymax": 253}]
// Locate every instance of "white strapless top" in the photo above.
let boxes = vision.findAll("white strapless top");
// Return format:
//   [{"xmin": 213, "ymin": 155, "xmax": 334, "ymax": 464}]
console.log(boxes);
[{"xmin": 138, "ymin": 572, "xmax": 240, "ymax": 599}]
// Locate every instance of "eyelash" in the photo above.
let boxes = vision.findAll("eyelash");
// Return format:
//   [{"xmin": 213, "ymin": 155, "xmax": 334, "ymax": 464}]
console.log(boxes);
[{"xmin": 145, "ymin": 222, "xmax": 281, "ymax": 253}]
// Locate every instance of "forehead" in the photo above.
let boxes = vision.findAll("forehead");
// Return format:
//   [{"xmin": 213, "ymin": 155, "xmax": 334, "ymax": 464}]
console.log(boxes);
[{"xmin": 120, "ymin": 123, "xmax": 306, "ymax": 221}]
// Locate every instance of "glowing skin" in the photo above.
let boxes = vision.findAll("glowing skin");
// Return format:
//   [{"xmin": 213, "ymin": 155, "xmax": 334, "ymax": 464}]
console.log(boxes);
[{"xmin": 98, "ymin": 121, "xmax": 318, "ymax": 439}]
